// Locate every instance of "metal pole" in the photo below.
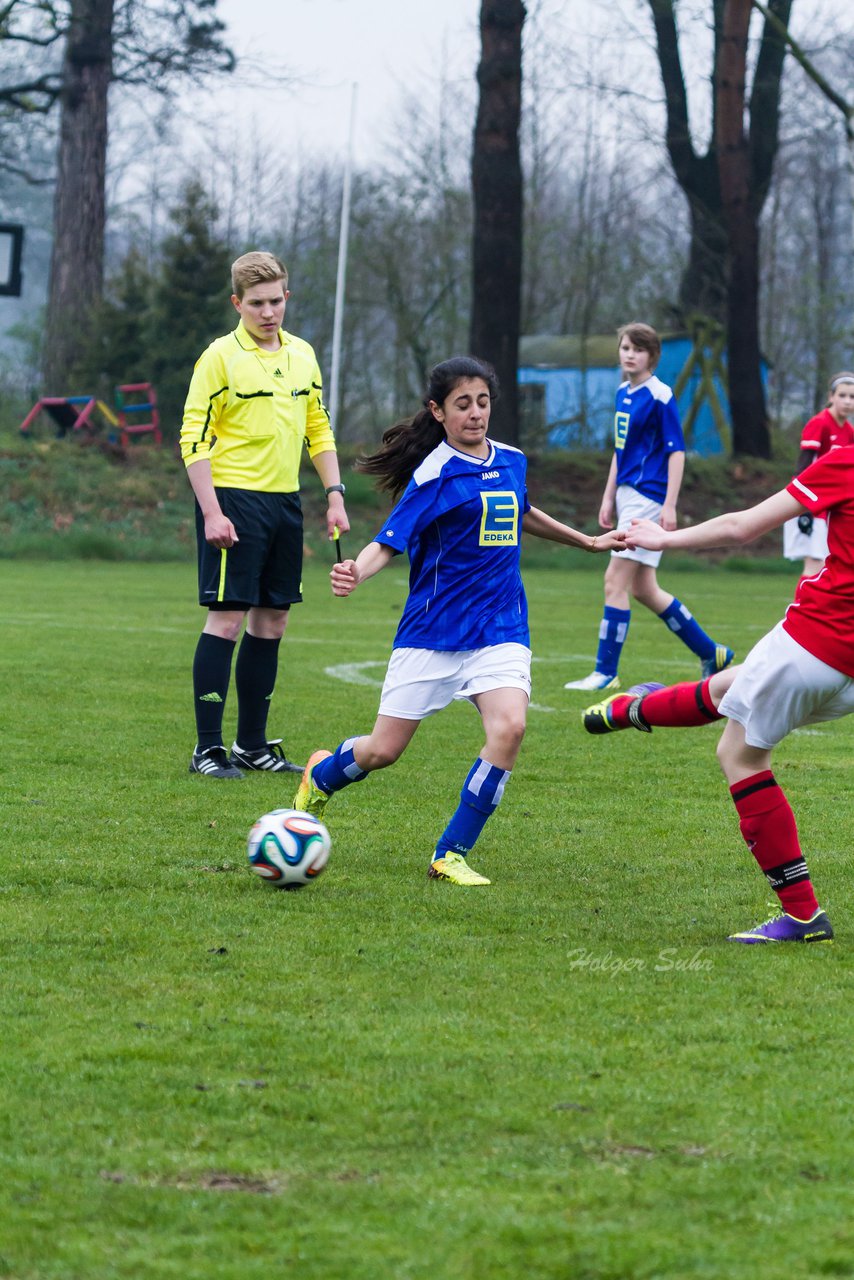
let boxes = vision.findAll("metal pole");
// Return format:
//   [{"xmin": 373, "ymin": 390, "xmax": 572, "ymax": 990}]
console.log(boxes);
[{"xmin": 329, "ymin": 82, "xmax": 357, "ymax": 436}]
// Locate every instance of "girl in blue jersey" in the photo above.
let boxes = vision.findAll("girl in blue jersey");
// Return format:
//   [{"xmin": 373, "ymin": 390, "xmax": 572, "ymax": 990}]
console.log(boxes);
[
  {"xmin": 293, "ymin": 356, "xmax": 625, "ymax": 886},
  {"xmin": 564, "ymin": 322, "xmax": 734, "ymax": 693}
]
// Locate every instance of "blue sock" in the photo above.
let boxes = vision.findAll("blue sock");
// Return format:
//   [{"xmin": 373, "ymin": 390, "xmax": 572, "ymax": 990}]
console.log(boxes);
[
  {"xmin": 434, "ymin": 758, "xmax": 511, "ymax": 860},
  {"xmin": 658, "ymin": 598, "xmax": 716, "ymax": 660},
  {"xmin": 594, "ymin": 606, "xmax": 631, "ymax": 677},
  {"xmin": 311, "ymin": 737, "xmax": 368, "ymax": 795}
]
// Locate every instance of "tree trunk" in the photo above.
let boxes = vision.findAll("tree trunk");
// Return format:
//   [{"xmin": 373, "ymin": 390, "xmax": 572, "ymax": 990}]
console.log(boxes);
[
  {"xmin": 43, "ymin": 0, "xmax": 115, "ymax": 391},
  {"xmin": 648, "ymin": 0, "xmax": 728, "ymax": 324},
  {"xmin": 680, "ymin": 189, "xmax": 729, "ymax": 322},
  {"xmin": 470, "ymin": 0, "xmax": 525, "ymax": 444},
  {"xmin": 649, "ymin": 0, "xmax": 791, "ymax": 456},
  {"xmin": 716, "ymin": 0, "xmax": 771, "ymax": 457}
]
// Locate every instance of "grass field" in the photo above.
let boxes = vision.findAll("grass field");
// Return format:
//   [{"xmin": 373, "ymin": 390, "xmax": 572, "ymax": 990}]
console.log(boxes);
[{"xmin": 2, "ymin": 556, "xmax": 853, "ymax": 1280}]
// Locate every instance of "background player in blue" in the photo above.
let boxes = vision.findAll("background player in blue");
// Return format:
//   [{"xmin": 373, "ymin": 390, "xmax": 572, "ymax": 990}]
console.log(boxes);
[
  {"xmin": 564, "ymin": 322, "xmax": 734, "ymax": 692},
  {"xmin": 292, "ymin": 356, "xmax": 625, "ymax": 886}
]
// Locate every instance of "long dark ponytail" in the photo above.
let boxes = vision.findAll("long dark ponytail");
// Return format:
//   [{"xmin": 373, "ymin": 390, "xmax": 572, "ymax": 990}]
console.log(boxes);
[{"xmin": 357, "ymin": 356, "xmax": 499, "ymax": 498}]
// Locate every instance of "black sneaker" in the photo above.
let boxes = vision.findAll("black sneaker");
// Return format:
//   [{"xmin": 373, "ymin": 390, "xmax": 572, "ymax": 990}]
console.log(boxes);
[
  {"xmin": 230, "ymin": 739, "xmax": 304, "ymax": 774},
  {"xmin": 189, "ymin": 745, "xmax": 244, "ymax": 779}
]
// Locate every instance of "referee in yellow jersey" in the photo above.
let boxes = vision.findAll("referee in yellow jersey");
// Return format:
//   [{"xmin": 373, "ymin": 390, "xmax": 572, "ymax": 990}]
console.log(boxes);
[{"xmin": 180, "ymin": 251, "xmax": 350, "ymax": 779}]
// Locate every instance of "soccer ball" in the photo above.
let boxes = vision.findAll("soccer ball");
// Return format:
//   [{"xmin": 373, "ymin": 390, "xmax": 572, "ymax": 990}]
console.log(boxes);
[{"xmin": 247, "ymin": 808, "xmax": 331, "ymax": 890}]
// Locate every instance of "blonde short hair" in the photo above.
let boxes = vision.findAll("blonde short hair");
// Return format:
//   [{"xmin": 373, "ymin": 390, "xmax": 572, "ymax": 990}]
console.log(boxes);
[
  {"xmin": 617, "ymin": 322, "xmax": 661, "ymax": 370},
  {"xmin": 231, "ymin": 251, "xmax": 288, "ymax": 299}
]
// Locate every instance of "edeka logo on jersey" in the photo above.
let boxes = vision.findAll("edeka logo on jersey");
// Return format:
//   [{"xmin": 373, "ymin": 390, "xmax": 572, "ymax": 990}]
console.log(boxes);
[
  {"xmin": 615, "ymin": 410, "xmax": 630, "ymax": 450},
  {"xmin": 479, "ymin": 491, "xmax": 519, "ymax": 545}
]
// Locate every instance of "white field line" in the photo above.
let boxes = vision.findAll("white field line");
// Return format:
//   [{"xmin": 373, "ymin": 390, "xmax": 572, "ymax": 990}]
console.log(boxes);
[{"xmin": 324, "ymin": 660, "xmax": 556, "ymax": 713}]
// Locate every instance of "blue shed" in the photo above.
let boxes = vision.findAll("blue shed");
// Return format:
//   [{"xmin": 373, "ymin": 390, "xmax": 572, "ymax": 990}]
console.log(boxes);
[{"xmin": 518, "ymin": 331, "xmax": 766, "ymax": 456}]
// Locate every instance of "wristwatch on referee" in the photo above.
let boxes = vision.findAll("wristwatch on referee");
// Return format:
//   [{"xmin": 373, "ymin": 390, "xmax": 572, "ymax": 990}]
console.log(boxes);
[{"xmin": 325, "ymin": 483, "xmax": 346, "ymax": 498}]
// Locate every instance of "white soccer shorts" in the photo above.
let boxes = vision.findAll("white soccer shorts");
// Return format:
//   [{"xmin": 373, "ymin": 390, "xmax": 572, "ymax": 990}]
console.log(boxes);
[
  {"xmin": 612, "ymin": 485, "xmax": 664, "ymax": 567},
  {"xmin": 719, "ymin": 621, "xmax": 854, "ymax": 749},
  {"xmin": 378, "ymin": 643, "xmax": 532, "ymax": 721},
  {"xmin": 782, "ymin": 514, "xmax": 829, "ymax": 562}
]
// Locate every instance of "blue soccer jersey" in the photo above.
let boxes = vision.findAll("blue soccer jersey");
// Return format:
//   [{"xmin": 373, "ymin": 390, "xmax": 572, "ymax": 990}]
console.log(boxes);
[
  {"xmin": 613, "ymin": 375, "xmax": 685, "ymax": 502},
  {"xmin": 374, "ymin": 439, "xmax": 532, "ymax": 651}
]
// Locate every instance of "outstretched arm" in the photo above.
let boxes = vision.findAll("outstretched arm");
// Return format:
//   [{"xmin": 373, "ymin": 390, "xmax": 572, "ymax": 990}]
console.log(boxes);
[
  {"xmin": 626, "ymin": 489, "xmax": 806, "ymax": 554},
  {"xmin": 330, "ymin": 541, "xmax": 396, "ymax": 597},
  {"xmin": 523, "ymin": 506, "xmax": 626, "ymax": 553}
]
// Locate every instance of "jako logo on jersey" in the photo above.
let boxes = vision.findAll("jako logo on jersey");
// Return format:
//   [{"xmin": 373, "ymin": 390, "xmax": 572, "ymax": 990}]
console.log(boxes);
[
  {"xmin": 615, "ymin": 410, "xmax": 630, "ymax": 450},
  {"xmin": 481, "ymin": 470, "xmax": 500, "ymax": 480},
  {"xmin": 479, "ymin": 491, "xmax": 518, "ymax": 545}
]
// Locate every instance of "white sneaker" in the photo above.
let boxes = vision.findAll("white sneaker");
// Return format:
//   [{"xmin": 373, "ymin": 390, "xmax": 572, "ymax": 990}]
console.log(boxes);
[{"xmin": 563, "ymin": 672, "xmax": 621, "ymax": 692}]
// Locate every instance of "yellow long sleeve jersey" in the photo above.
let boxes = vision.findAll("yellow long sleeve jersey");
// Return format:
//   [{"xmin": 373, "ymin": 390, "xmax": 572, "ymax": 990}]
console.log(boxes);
[{"xmin": 179, "ymin": 321, "xmax": 337, "ymax": 492}]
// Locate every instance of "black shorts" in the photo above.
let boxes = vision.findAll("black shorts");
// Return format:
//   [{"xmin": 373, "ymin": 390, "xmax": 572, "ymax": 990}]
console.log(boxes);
[{"xmin": 196, "ymin": 488, "xmax": 303, "ymax": 610}]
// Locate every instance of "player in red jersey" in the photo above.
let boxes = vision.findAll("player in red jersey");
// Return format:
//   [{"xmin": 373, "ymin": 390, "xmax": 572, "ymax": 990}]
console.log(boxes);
[
  {"xmin": 582, "ymin": 444, "xmax": 854, "ymax": 943},
  {"xmin": 783, "ymin": 372, "xmax": 854, "ymax": 582}
]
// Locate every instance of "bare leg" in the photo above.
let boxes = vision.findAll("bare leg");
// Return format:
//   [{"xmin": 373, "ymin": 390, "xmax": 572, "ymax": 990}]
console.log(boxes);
[
  {"xmin": 628, "ymin": 563, "xmax": 673, "ymax": 615},
  {"xmin": 716, "ymin": 717, "xmax": 771, "ymax": 785},
  {"xmin": 353, "ymin": 714, "xmax": 422, "ymax": 772},
  {"xmin": 471, "ymin": 686, "xmax": 528, "ymax": 770}
]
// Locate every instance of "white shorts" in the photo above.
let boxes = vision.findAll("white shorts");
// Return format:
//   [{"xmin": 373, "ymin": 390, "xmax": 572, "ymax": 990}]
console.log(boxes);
[
  {"xmin": 782, "ymin": 515, "xmax": 828, "ymax": 562},
  {"xmin": 612, "ymin": 486, "xmax": 663, "ymax": 568},
  {"xmin": 719, "ymin": 621, "xmax": 854, "ymax": 749},
  {"xmin": 378, "ymin": 643, "xmax": 532, "ymax": 720}
]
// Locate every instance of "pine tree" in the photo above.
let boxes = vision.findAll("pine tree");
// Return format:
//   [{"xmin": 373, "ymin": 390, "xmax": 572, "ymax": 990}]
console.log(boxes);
[
  {"xmin": 148, "ymin": 181, "xmax": 234, "ymax": 433},
  {"xmin": 73, "ymin": 244, "xmax": 156, "ymax": 396}
]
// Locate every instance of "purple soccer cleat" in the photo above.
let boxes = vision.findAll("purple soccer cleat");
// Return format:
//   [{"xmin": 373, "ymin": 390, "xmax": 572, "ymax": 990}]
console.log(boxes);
[
  {"xmin": 626, "ymin": 681, "xmax": 667, "ymax": 698},
  {"xmin": 728, "ymin": 909, "xmax": 834, "ymax": 944}
]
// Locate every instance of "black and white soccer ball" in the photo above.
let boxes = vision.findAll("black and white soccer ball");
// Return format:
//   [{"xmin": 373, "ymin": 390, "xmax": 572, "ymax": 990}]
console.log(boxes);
[{"xmin": 247, "ymin": 808, "xmax": 331, "ymax": 890}]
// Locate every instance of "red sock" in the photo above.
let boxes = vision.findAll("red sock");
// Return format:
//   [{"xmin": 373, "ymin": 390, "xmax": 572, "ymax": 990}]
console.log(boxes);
[
  {"xmin": 730, "ymin": 771, "xmax": 819, "ymax": 920},
  {"xmin": 610, "ymin": 678, "xmax": 722, "ymax": 729}
]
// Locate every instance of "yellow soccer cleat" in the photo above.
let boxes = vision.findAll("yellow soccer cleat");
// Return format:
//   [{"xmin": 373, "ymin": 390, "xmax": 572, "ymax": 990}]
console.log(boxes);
[
  {"xmin": 582, "ymin": 693, "xmax": 628, "ymax": 735},
  {"xmin": 427, "ymin": 851, "xmax": 491, "ymax": 886},
  {"xmin": 293, "ymin": 749, "xmax": 333, "ymax": 821},
  {"xmin": 582, "ymin": 682, "xmax": 664, "ymax": 734}
]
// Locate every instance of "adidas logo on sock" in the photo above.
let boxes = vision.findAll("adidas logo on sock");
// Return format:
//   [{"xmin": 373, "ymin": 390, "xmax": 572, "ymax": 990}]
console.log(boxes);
[
  {"xmin": 627, "ymin": 698, "xmax": 652, "ymax": 732},
  {"xmin": 198, "ymin": 692, "xmax": 224, "ymax": 703}
]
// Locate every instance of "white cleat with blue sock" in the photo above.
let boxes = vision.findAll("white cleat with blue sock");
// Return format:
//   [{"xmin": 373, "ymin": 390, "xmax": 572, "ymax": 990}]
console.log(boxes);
[{"xmin": 563, "ymin": 672, "xmax": 621, "ymax": 692}]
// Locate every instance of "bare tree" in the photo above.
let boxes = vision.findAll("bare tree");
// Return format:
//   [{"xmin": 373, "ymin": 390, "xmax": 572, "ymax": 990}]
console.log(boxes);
[
  {"xmin": 42, "ymin": 0, "xmax": 114, "ymax": 388},
  {"xmin": 648, "ymin": 0, "xmax": 791, "ymax": 456},
  {"xmin": 715, "ymin": 0, "xmax": 777, "ymax": 455},
  {"xmin": 470, "ymin": 0, "xmax": 526, "ymax": 443},
  {"xmin": 753, "ymin": 0, "xmax": 853, "ymax": 349},
  {"xmin": 647, "ymin": 0, "xmax": 728, "ymax": 322},
  {"xmin": 0, "ymin": 0, "xmax": 234, "ymax": 388}
]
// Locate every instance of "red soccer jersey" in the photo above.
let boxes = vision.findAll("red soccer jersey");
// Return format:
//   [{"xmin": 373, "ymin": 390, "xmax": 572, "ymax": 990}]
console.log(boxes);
[
  {"xmin": 784, "ymin": 445, "xmax": 854, "ymax": 676},
  {"xmin": 799, "ymin": 406, "xmax": 854, "ymax": 457}
]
